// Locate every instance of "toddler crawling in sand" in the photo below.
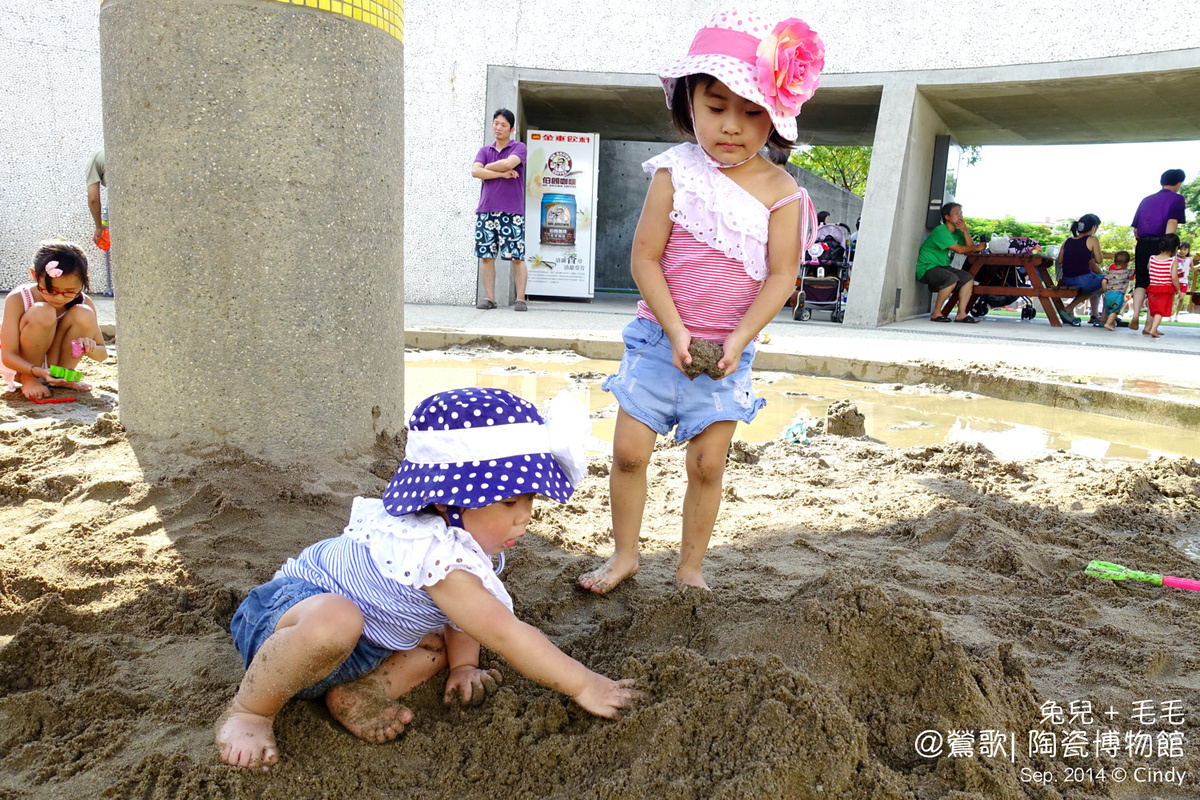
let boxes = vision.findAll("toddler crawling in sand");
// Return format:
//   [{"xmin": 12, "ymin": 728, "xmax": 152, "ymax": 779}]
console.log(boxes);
[{"xmin": 217, "ymin": 388, "xmax": 638, "ymax": 771}]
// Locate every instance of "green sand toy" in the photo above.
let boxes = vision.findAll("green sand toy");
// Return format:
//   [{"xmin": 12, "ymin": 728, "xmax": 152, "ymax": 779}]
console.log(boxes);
[
  {"xmin": 49, "ymin": 365, "xmax": 83, "ymax": 382},
  {"xmin": 1085, "ymin": 560, "xmax": 1200, "ymax": 593}
]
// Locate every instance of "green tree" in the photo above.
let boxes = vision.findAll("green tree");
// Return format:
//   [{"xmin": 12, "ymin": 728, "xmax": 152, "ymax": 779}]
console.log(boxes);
[
  {"xmin": 790, "ymin": 146, "xmax": 871, "ymax": 196},
  {"xmin": 1096, "ymin": 223, "xmax": 1135, "ymax": 255},
  {"xmin": 964, "ymin": 215, "xmax": 1054, "ymax": 246},
  {"xmin": 1182, "ymin": 175, "xmax": 1200, "ymax": 217},
  {"xmin": 790, "ymin": 144, "xmax": 982, "ymax": 198}
]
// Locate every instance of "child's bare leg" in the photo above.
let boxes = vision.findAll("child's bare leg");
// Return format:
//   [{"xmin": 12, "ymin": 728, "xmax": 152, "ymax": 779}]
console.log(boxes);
[
  {"xmin": 1128, "ymin": 287, "xmax": 1146, "ymax": 330},
  {"xmin": 1103, "ymin": 312, "xmax": 1117, "ymax": 331},
  {"xmin": 216, "ymin": 593, "xmax": 363, "ymax": 770},
  {"xmin": 578, "ymin": 408, "xmax": 656, "ymax": 593},
  {"xmin": 44, "ymin": 306, "xmax": 97, "ymax": 390},
  {"xmin": 678, "ymin": 420, "xmax": 737, "ymax": 590},
  {"xmin": 15, "ymin": 303, "xmax": 56, "ymax": 400},
  {"xmin": 324, "ymin": 631, "xmax": 446, "ymax": 743}
]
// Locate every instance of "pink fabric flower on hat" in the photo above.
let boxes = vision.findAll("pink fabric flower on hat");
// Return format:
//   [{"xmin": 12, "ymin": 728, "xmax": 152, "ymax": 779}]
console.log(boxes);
[{"xmin": 755, "ymin": 18, "xmax": 825, "ymax": 115}]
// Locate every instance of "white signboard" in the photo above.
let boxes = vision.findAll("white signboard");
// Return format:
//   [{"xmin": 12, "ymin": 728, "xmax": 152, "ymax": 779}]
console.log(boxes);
[{"xmin": 523, "ymin": 130, "xmax": 599, "ymax": 299}]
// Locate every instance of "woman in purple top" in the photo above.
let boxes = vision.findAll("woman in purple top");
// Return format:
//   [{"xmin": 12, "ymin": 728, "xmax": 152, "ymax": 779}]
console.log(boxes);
[
  {"xmin": 1055, "ymin": 213, "xmax": 1105, "ymax": 326},
  {"xmin": 472, "ymin": 109, "xmax": 529, "ymax": 311}
]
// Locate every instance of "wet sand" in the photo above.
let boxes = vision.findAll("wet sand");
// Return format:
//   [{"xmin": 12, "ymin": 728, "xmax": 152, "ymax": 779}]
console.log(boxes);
[{"xmin": 3, "ymin": 347, "xmax": 1200, "ymax": 799}]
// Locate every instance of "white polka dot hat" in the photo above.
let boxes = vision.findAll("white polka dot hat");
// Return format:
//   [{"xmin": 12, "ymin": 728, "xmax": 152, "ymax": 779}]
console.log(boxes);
[
  {"xmin": 659, "ymin": 9, "xmax": 826, "ymax": 142},
  {"xmin": 383, "ymin": 387, "xmax": 590, "ymax": 516}
]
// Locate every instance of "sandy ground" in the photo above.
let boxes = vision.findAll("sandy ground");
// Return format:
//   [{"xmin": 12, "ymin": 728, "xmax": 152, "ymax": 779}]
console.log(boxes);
[{"xmin": 3, "ymin": 347, "xmax": 1200, "ymax": 799}]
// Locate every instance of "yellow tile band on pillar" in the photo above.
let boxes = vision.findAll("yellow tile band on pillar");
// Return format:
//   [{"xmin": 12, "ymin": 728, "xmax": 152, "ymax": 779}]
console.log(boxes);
[{"xmin": 275, "ymin": 0, "xmax": 403, "ymax": 43}]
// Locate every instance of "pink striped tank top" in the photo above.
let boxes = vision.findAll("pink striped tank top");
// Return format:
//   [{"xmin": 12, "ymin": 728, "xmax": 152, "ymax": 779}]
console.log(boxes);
[{"xmin": 634, "ymin": 143, "xmax": 816, "ymax": 342}]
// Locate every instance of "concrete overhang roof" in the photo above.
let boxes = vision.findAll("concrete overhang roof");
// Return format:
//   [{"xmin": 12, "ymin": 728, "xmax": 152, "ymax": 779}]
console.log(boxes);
[{"xmin": 517, "ymin": 48, "xmax": 1200, "ymax": 147}]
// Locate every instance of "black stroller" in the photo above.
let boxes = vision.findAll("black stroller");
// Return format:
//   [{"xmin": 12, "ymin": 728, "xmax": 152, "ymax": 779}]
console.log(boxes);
[
  {"xmin": 968, "ymin": 258, "xmax": 1035, "ymax": 319},
  {"xmin": 793, "ymin": 222, "xmax": 851, "ymax": 323}
]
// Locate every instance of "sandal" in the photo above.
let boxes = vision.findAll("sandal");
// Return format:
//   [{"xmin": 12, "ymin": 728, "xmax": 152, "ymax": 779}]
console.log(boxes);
[
  {"xmin": 513, "ymin": 300, "xmax": 527, "ymax": 312},
  {"xmin": 930, "ymin": 315, "xmax": 952, "ymax": 323},
  {"xmin": 954, "ymin": 316, "xmax": 980, "ymax": 324},
  {"xmin": 475, "ymin": 298, "xmax": 497, "ymax": 310},
  {"xmin": 1057, "ymin": 309, "xmax": 1081, "ymax": 326}
]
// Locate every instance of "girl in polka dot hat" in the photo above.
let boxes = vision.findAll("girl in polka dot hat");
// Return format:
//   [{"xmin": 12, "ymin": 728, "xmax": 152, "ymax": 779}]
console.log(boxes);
[
  {"xmin": 580, "ymin": 9, "xmax": 823, "ymax": 595},
  {"xmin": 218, "ymin": 388, "xmax": 637, "ymax": 771}
]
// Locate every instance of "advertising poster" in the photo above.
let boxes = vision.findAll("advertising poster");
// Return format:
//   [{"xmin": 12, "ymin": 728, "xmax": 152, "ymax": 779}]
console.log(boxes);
[{"xmin": 523, "ymin": 130, "xmax": 599, "ymax": 299}]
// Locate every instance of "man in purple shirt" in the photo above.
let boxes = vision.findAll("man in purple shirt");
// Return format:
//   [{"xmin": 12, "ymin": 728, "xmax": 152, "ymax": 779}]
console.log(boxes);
[
  {"xmin": 472, "ymin": 109, "xmax": 529, "ymax": 311},
  {"xmin": 1128, "ymin": 168, "xmax": 1186, "ymax": 330}
]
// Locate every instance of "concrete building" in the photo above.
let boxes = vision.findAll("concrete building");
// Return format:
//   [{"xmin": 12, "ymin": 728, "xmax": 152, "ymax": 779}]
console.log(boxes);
[{"xmin": 4, "ymin": 1, "xmax": 1200, "ymax": 328}]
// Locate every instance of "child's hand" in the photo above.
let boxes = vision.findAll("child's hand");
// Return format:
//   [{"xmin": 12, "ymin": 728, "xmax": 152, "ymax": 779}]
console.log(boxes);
[
  {"xmin": 75, "ymin": 337, "xmax": 100, "ymax": 358},
  {"xmin": 572, "ymin": 676, "xmax": 641, "ymax": 718},
  {"xmin": 667, "ymin": 328, "xmax": 693, "ymax": 375},
  {"xmin": 443, "ymin": 665, "xmax": 501, "ymax": 707},
  {"xmin": 717, "ymin": 340, "xmax": 746, "ymax": 378}
]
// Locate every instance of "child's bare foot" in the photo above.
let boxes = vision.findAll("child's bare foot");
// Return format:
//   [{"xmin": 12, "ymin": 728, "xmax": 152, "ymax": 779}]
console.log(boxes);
[
  {"xmin": 324, "ymin": 673, "xmax": 413, "ymax": 743},
  {"xmin": 1104, "ymin": 323, "xmax": 1116, "ymax": 331},
  {"xmin": 577, "ymin": 554, "xmax": 639, "ymax": 594},
  {"xmin": 675, "ymin": 566, "xmax": 710, "ymax": 591},
  {"xmin": 19, "ymin": 379, "xmax": 50, "ymax": 401},
  {"xmin": 216, "ymin": 699, "xmax": 279, "ymax": 771},
  {"xmin": 47, "ymin": 378, "xmax": 91, "ymax": 392}
]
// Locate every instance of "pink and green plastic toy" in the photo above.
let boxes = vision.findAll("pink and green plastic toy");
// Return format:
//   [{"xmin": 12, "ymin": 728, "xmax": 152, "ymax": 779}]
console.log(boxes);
[{"xmin": 1085, "ymin": 560, "xmax": 1200, "ymax": 592}]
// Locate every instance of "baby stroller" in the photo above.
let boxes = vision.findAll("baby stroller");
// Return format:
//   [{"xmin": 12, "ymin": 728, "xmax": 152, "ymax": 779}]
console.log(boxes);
[
  {"xmin": 793, "ymin": 222, "xmax": 851, "ymax": 323},
  {"xmin": 968, "ymin": 258, "xmax": 1034, "ymax": 320}
]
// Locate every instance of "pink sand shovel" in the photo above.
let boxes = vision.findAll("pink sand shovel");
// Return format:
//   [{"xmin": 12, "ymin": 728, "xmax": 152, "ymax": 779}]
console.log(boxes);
[{"xmin": 1085, "ymin": 560, "xmax": 1200, "ymax": 592}]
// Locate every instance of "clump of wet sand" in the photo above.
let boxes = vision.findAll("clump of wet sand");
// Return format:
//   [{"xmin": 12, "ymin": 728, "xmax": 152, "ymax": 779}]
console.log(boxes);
[
  {"xmin": 682, "ymin": 339, "xmax": 724, "ymax": 380},
  {"xmin": 2, "ymin": 350, "xmax": 1200, "ymax": 799}
]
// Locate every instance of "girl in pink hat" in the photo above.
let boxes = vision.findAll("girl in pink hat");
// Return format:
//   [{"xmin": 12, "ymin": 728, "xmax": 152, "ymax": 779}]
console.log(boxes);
[{"xmin": 579, "ymin": 10, "xmax": 823, "ymax": 594}]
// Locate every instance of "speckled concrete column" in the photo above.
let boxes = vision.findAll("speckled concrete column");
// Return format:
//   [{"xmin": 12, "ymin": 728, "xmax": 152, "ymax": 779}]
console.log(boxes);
[{"xmin": 99, "ymin": 0, "xmax": 403, "ymax": 457}]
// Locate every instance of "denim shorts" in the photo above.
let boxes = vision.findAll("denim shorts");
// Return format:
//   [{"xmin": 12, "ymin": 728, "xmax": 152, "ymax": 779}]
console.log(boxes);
[
  {"xmin": 230, "ymin": 576, "xmax": 393, "ymax": 700},
  {"xmin": 1062, "ymin": 272, "xmax": 1105, "ymax": 294},
  {"xmin": 1103, "ymin": 290, "xmax": 1125, "ymax": 316},
  {"xmin": 601, "ymin": 317, "xmax": 765, "ymax": 442}
]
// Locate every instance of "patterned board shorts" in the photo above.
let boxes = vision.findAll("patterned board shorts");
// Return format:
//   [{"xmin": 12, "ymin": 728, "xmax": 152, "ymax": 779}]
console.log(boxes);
[{"xmin": 475, "ymin": 212, "xmax": 525, "ymax": 261}]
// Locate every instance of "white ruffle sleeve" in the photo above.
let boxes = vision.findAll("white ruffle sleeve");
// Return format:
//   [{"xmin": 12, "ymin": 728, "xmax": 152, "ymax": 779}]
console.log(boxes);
[
  {"xmin": 643, "ymin": 142, "xmax": 771, "ymax": 281},
  {"xmin": 342, "ymin": 497, "xmax": 512, "ymax": 611}
]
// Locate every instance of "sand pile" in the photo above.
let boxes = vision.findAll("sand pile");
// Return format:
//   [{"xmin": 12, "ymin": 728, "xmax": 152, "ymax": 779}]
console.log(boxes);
[{"xmin": 3, "ymin": 352, "xmax": 1200, "ymax": 799}]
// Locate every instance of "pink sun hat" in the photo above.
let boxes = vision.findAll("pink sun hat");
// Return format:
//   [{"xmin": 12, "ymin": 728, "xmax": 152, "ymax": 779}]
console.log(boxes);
[{"xmin": 658, "ymin": 9, "xmax": 825, "ymax": 142}]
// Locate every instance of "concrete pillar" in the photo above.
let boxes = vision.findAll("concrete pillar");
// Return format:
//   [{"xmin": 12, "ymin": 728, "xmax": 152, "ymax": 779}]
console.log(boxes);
[
  {"xmin": 99, "ymin": 0, "xmax": 404, "ymax": 457},
  {"xmin": 844, "ymin": 83, "xmax": 948, "ymax": 327}
]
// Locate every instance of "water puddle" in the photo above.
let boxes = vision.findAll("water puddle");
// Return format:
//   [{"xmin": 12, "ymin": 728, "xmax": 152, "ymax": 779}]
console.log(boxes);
[{"xmin": 405, "ymin": 350, "xmax": 1200, "ymax": 462}]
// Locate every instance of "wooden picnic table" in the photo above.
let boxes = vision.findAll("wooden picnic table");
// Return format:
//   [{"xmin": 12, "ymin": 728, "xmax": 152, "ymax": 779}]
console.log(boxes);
[{"xmin": 940, "ymin": 252, "xmax": 1079, "ymax": 327}]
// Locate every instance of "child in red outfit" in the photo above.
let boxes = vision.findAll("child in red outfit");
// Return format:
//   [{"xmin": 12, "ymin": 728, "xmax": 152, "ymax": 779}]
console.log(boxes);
[{"xmin": 1144, "ymin": 233, "xmax": 1181, "ymax": 338}]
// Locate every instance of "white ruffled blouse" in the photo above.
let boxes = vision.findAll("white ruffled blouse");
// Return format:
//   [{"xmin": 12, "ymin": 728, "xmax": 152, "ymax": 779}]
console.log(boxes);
[
  {"xmin": 644, "ymin": 142, "xmax": 772, "ymax": 281},
  {"xmin": 277, "ymin": 498, "xmax": 512, "ymax": 651},
  {"xmin": 343, "ymin": 498, "xmax": 511, "ymax": 603}
]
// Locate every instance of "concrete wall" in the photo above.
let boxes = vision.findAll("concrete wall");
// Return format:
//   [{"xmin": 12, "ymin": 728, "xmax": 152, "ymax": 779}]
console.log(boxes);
[
  {"xmin": 789, "ymin": 166, "xmax": 864, "ymax": 236},
  {"xmin": 845, "ymin": 86, "xmax": 949, "ymax": 326},
  {"xmin": 6, "ymin": 0, "xmax": 1200, "ymax": 307},
  {"xmin": 100, "ymin": 0, "xmax": 405, "ymax": 456},
  {"xmin": 403, "ymin": 0, "xmax": 1200, "ymax": 307},
  {"xmin": 0, "ymin": 0, "xmax": 106, "ymax": 291},
  {"xmin": 594, "ymin": 140, "xmax": 662, "ymax": 292}
]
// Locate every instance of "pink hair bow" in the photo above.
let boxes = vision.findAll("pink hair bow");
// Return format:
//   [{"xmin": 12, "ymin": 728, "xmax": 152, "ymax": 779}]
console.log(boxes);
[{"xmin": 45, "ymin": 261, "xmax": 63, "ymax": 278}]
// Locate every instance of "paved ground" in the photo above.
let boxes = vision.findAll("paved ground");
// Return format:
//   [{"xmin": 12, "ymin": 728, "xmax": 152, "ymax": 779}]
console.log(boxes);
[{"xmin": 93, "ymin": 292, "xmax": 1200, "ymax": 403}]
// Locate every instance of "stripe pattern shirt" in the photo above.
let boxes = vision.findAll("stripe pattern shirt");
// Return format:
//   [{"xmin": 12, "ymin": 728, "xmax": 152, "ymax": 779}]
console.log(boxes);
[
  {"xmin": 1148, "ymin": 255, "xmax": 1178, "ymax": 289},
  {"xmin": 634, "ymin": 143, "xmax": 815, "ymax": 342},
  {"xmin": 277, "ymin": 503, "xmax": 510, "ymax": 651}
]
